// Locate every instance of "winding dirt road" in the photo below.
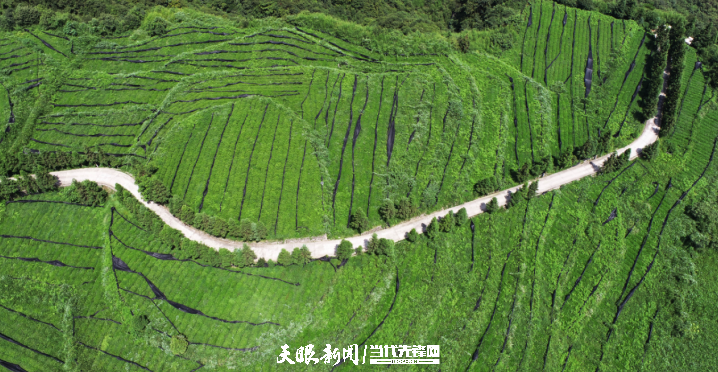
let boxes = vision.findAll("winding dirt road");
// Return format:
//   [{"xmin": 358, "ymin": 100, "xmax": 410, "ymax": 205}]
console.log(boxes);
[{"xmin": 49, "ymin": 115, "xmax": 658, "ymax": 260}]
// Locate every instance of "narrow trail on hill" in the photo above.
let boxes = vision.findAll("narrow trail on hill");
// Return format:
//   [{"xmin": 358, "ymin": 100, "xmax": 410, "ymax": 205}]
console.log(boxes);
[{"xmin": 48, "ymin": 110, "xmax": 658, "ymax": 259}]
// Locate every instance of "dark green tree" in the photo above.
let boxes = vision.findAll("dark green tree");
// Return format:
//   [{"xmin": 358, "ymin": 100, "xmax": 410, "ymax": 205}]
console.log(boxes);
[
  {"xmin": 64, "ymin": 180, "xmax": 107, "ymax": 206},
  {"xmin": 426, "ymin": 217, "xmax": 439, "ymax": 240},
  {"xmin": 379, "ymin": 199, "xmax": 396, "ymax": 222},
  {"xmin": 144, "ymin": 15, "xmax": 168, "ymax": 36},
  {"xmin": 526, "ymin": 181, "xmax": 539, "ymax": 199},
  {"xmin": 138, "ymin": 176, "xmax": 171, "ymax": 204},
  {"xmin": 642, "ymin": 26, "xmax": 670, "ymax": 121},
  {"xmin": 575, "ymin": 138, "xmax": 597, "ymax": 160},
  {"xmin": 131, "ymin": 314, "xmax": 149, "ymax": 335},
  {"xmin": 557, "ymin": 149, "xmax": 577, "ymax": 169},
  {"xmin": 455, "ymin": 208, "xmax": 468, "ymax": 226},
  {"xmin": 254, "ymin": 221, "xmax": 268, "ymax": 241},
  {"xmin": 439, "ymin": 211, "xmax": 455, "ymax": 232},
  {"xmin": 406, "ymin": 228, "xmax": 420, "ymax": 242},
  {"xmin": 349, "ymin": 208, "xmax": 370, "ymax": 233},
  {"xmin": 377, "ymin": 238, "xmax": 395, "ymax": 257},
  {"xmin": 240, "ymin": 244, "xmax": 257, "ymax": 267},
  {"xmin": 277, "ymin": 249, "xmax": 293, "ymax": 266},
  {"xmin": 641, "ymin": 141, "xmax": 659, "ymax": 160},
  {"xmin": 366, "ymin": 234, "xmax": 380, "ymax": 255},
  {"xmin": 337, "ymin": 240, "xmax": 353, "ymax": 260},
  {"xmin": 396, "ymin": 197, "xmax": 417, "ymax": 220},
  {"xmin": 219, "ymin": 248, "xmax": 234, "ymax": 268},
  {"xmin": 485, "ymin": 197, "xmax": 499, "ymax": 213},
  {"xmin": 474, "ymin": 177, "xmax": 496, "ymax": 196}
]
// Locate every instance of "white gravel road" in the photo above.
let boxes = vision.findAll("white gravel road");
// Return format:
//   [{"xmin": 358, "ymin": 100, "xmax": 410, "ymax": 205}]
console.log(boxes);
[{"xmin": 49, "ymin": 114, "xmax": 658, "ymax": 260}]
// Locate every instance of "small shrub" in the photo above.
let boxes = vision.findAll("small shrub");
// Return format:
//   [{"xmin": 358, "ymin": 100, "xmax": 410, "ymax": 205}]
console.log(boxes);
[
  {"xmin": 256, "ymin": 257, "xmax": 267, "ymax": 267},
  {"xmin": 131, "ymin": 315, "xmax": 149, "ymax": 334},
  {"xmin": 457, "ymin": 34, "xmax": 470, "ymax": 53}
]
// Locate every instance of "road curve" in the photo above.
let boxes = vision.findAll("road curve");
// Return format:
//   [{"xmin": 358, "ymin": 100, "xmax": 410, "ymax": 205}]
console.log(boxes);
[{"xmin": 49, "ymin": 115, "xmax": 658, "ymax": 260}]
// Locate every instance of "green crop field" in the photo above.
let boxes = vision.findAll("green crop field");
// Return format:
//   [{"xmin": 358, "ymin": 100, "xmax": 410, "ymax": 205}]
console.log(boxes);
[
  {"xmin": 1, "ymin": 1, "xmax": 718, "ymax": 371},
  {"xmin": 4, "ymin": 2, "xmax": 661, "ymax": 239}
]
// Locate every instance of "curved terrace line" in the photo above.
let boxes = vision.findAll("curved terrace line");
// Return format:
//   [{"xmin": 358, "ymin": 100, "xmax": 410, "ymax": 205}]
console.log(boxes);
[{"xmin": 48, "ymin": 119, "xmax": 658, "ymax": 261}]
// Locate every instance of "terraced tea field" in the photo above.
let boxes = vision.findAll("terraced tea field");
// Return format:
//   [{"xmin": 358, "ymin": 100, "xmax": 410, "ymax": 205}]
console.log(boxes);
[
  {"xmin": 0, "ymin": 3, "xmax": 663, "ymax": 240},
  {"xmin": 1, "ymin": 2, "xmax": 717, "ymax": 371}
]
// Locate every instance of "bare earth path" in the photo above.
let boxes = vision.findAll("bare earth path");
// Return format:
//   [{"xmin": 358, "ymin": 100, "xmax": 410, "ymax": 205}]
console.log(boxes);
[{"xmin": 49, "ymin": 115, "xmax": 658, "ymax": 260}]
